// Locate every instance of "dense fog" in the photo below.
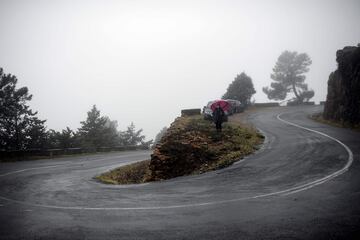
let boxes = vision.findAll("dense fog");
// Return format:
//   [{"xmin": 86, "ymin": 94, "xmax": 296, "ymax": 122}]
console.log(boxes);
[{"xmin": 0, "ymin": 0, "xmax": 359, "ymax": 140}]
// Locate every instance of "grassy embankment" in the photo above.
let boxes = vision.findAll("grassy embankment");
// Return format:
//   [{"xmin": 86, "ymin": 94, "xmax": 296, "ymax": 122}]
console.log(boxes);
[
  {"xmin": 96, "ymin": 114, "xmax": 264, "ymax": 184},
  {"xmin": 310, "ymin": 113, "xmax": 360, "ymax": 131}
]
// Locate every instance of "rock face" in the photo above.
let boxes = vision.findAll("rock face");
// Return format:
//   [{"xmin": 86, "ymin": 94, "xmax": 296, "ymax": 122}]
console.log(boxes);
[
  {"xmin": 323, "ymin": 45, "xmax": 360, "ymax": 125},
  {"xmin": 147, "ymin": 117, "xmax": 214, "ymax": 181},
  {"xmin": 147, "ymin": 115, "xmax": 263, "ymax": 181}
]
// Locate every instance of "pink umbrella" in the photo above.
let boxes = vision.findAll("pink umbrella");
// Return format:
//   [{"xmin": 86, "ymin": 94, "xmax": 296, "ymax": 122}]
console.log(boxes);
[{"xmin": 210, "ymin": 100, "xmax": 230, "ymax": 112}]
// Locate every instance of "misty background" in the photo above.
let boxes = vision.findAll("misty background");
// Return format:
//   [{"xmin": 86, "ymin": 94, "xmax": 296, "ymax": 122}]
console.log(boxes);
[{"xmin": 0, "ymin": 0, "xmax": 359, "ymax": 140}]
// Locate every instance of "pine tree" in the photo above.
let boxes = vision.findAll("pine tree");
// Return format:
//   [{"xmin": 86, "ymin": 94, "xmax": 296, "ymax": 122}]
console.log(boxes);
[
  {"xmin": 263, "ymin": 51, "xmax": 314, "ymax": 103},
  {"xmin": 47, "ymin": 127, "xmax": 78, "ymax": 149},
  {"xmin": 78, "ymin": 105, "xmax": 107, "ymax": 148},
  {"xmin": 0, "ymin": 68, "xmax": 46, "ymax": 150},
  {"xmin": 119, "ymin": 122, "xmax": 151, "ymax": 146},
  {"xmin": 222, "ymin": 72, "xmax": 256, "ymax": 107},
  {"xmin": 102, "ymin": 117, "xmax": 120, "ymax": 147}
]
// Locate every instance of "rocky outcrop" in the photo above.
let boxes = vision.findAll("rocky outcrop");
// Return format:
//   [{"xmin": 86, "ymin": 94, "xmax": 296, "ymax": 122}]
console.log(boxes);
[
  {"xmin": 147, "ymin": 117, "xmax": 214, "ymax": 181},
  {"xmin": 323, "ymin": 45, "xmax": 360, "ymax": 125},
  {"xmin": 147, "ymin": 115, "xmax": 263, "ymax": 181}
]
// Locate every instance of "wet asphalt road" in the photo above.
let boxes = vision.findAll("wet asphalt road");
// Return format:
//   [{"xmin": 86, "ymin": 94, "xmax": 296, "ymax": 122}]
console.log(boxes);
[{"xmin": 0, "ymin": 106, "xmax": 360, "ymax": 240}]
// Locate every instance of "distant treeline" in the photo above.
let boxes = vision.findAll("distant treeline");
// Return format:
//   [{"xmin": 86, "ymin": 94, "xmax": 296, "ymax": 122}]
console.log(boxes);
[{"xmin": 0, "ymin": 68, "xmax": 152, "ymax": 155}]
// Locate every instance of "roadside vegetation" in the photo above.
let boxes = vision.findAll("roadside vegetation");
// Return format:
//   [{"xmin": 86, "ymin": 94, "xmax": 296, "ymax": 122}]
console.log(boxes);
[
  {"xmin": 310, "ymin": 113, "xmax": 360, "ymax": 131},
  {"xmin": 96, "ymin": 160, "xmax": 151, "ymax": 184},
  {"xmin": 96, "ymin": 115, "xmax": 264, "ymax": 184}
]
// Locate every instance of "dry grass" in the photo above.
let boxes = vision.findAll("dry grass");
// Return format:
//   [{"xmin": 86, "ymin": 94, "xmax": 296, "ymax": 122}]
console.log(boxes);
[
  {"xmin": 95, "ymin": 160, "xmax": 151, "ymax": 184},
  {"xmin": 187, "ymin": 117, "xmax": 264, "ymax": 173}
]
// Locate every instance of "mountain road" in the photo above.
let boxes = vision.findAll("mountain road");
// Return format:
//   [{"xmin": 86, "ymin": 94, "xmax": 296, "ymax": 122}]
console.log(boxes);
[{"xmin": 1, "ymin": 106, "xmax": 360, "ymax": 239}]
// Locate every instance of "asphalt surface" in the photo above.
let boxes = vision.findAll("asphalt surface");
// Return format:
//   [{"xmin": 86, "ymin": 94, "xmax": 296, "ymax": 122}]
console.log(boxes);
[{"xmin": 1, "ymin": 106, "xmax": 360, "ymax": 240}]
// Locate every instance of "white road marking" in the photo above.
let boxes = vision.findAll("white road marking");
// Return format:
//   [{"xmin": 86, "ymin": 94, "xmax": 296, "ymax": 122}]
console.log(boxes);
[
  {"xmin": 276, "ymin": 112, "xmax": 353, "ymax": 196},
  {"xmin": 0, "ymin": 112, "xmax": 354, "ymax": 210},
  {"xmin": 0, "ymin": 165, "xmax": 65, "ymax": 177}
]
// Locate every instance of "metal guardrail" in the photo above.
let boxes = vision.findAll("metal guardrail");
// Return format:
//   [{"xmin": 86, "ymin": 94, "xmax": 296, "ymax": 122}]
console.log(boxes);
[
  {"xmin": 287, "ymin": 101, "xmax": 315, "ymax": 106},
  {"xmin": 253, "ymin": 102, "xmax": 280, "ymax": 107},
  {"xmin": 0, "ymin": 145, "xmax": 150, "ymax": 160},
  {"xmin": 181, "ymin": 109, "xmax": 201, "ymax": 116}
]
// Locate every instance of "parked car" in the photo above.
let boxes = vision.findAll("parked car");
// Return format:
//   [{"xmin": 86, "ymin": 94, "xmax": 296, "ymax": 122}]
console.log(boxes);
[
  {"xmin": 225, "ymin": 99, "xmax": 245, "ymax": 114},
  {"xmin": 203, "ymin": 106, "xmax": 213, "ymax": 120},
  {"xmin": 203, "ymin": 101, "xmax": 215, "ymax": 120}
]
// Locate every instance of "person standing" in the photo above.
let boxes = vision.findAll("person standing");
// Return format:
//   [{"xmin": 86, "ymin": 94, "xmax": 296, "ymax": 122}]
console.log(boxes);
[{"xmin": 213, "ymin": 105, "xmax": 225, "ymax": 132}]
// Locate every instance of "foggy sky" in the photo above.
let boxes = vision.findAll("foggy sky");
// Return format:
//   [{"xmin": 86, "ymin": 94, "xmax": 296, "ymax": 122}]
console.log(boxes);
[{"xmin": 1, "ymin": 0, "xmax": 359, "ymax": 140}]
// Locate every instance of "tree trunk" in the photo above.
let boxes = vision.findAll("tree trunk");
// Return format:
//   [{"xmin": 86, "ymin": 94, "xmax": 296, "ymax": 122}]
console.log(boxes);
[
  {"xmin": 292, "ymin": 83, "xmax": 301, "ymax": 101},
  {"xmin": 14, "ymin": 116, "xmax": 20, "ymax": 150}
]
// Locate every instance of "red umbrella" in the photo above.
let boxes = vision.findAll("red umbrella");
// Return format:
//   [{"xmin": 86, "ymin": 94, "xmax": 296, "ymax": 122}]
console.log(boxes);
[{"xmin": 210, "ymin": 100, "xmax": 230, "ymax": 112}]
